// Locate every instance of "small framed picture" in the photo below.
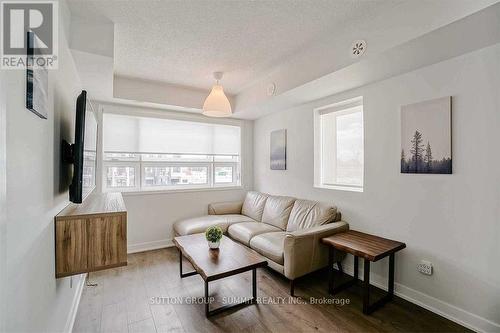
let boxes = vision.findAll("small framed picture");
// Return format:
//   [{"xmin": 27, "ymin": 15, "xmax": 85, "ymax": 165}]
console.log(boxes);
[
  {"xmin": 26, "ymin": 31, "xmax": 48, "ymax": 119},
  {"xmin": 270, "ymin": 129, "xmax": 287, "ymax": 170}
]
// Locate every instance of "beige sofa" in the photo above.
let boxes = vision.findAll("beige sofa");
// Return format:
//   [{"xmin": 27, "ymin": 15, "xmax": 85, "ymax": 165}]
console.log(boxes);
[{"xmin": 173, "ymin": 191, "xmax": 349, "ymax": 295}]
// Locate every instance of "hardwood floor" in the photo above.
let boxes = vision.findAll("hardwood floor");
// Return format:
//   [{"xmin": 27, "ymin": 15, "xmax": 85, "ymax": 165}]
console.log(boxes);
[{"xmin": 74, "ymin": 248, "xmax": 470, "ymax": 333}]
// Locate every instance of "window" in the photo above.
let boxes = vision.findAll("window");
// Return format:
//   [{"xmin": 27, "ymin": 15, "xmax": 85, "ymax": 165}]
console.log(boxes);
[
  {"xmin": 106, "ymin": 166, "xmax": 136, "ymax": 188},
  {"xmin": 314, "ymin": 97, "xmax": 364, "ymax": 191},
  {"xmin": 214, "ymin": 166, "xmax": 234, "ymax": 183},
  {"xmin": 82, "ymin": 151, "xmax": 96, "ymax": 188},
  {"xmin": 102, "ymin": 113, "xmax": 241, "ymax": 192}
]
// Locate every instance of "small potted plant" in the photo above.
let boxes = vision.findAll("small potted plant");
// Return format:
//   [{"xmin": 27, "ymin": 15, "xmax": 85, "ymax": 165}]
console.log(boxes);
[{"xmin": 205, "ymin": 226, "xmax": 223, "ymax": 249}]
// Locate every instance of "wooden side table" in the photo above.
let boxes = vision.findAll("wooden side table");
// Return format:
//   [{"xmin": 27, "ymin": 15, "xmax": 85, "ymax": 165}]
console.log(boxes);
[{"xmin": 322, "ymin": 230, "xmax": 406, "ymax": 314}]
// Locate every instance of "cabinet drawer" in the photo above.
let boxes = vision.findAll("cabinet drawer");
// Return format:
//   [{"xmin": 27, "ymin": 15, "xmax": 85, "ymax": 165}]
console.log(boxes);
[
  {"xmin": 88, "ymin": 213, "xmax": 127, "ymax": 269},
  {"xmin": 55, "ymin": 218, "xmax": 88, "ymax": 278}
]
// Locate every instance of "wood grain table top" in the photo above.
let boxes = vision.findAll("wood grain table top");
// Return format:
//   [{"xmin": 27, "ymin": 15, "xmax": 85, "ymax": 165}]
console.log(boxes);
[
  {"xmin": 322, "ymin": 230, "xmax": 406, "ymax": 261},
  {"xmin": 56, "ymin": 192, "xmax": 127, "ymax": 219},
  {"xmin": 173, "ymin": 234, "xmax": 268, "ymax": 281}
]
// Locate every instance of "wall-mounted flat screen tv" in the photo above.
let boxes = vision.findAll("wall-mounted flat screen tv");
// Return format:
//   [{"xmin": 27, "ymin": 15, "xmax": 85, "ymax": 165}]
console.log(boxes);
[{"xmin": 63, "ymin": 90, "xmax": 98, "ymax": 203}]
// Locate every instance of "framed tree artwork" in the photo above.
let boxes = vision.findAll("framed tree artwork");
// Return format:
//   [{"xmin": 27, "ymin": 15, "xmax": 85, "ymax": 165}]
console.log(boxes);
[{"xmin": 401, "ymin": 97, "xmax": 452, "ymax": 174}]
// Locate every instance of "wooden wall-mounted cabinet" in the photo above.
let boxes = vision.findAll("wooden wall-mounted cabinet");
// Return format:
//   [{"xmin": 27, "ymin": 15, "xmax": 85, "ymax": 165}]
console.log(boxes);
[{"xmin": 55, "ymin": 192, "xmax": 127, "ymax": 278}]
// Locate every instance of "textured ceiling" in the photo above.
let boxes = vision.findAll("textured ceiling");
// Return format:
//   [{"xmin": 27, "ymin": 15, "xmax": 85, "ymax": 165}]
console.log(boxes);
[{"xmin": 67, "ymin": 0, "xmax": 397, "ymax": 94}]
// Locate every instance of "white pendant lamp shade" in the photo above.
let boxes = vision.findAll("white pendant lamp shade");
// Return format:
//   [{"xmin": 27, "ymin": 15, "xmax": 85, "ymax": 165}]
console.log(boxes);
[{"xmin": 203, "ymin": 72, "xmax": 232, "ymax": 117}]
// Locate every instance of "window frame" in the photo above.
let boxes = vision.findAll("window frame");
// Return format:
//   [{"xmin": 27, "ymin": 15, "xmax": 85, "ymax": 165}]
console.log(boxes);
[
  {"xmin": 313, "ymin": 96, "xmax": 364, "ymax": 192},
  {"xmin": 141, "ymin": 161, "xmax": 211, "ymax": 191},
  {"xmin": 213, "ymin": 162, "xmax": 239, "ymax": 187},
  {"xmin": 102, "ymin": 153, "xmax": 241, "ymax": 193}
]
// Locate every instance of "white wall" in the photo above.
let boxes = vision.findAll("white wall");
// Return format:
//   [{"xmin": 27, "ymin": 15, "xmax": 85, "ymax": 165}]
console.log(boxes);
[
  {"xmin": 2, "ymin": 1, "xmax": 85, "ymax": 331},
  {"xmin": 95, "ymin": 102, "xmax": 254, "ymax": 253},
  {"xmin": 253, "ymin": 44, "xmax": 500, "ymax": 332},
  {"xmin": 0, "ymin": 54, "xmax": 8, "ymax": 333},
  {"xmin": 124, "ymin": 188, "xmax": 248, "ymax": 252}
]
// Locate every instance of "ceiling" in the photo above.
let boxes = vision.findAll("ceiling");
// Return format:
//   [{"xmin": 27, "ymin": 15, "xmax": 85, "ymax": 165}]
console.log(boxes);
[
  {"xmin": 67, "ymin": 0, "xmax": 398, "ymax": 94},
  {"xmin": 67, "ymin": 0, "xmax": 499, "ymax": 118}
]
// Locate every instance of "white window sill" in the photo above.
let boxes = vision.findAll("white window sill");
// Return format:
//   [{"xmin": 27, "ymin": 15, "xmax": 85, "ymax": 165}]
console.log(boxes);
[
  {"xmin": 117, "ymin": 185, "xmax": 245, "ymax": 197},
  {"xmin": 314, "ymin": 184, "xmax": 363, "ymax": 193}
]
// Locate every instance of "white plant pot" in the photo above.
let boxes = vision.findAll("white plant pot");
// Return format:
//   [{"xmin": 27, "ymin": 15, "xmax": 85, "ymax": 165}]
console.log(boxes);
[{"xmin": 208, "ymin": 240, "xmax": 220, "ymax": 249}]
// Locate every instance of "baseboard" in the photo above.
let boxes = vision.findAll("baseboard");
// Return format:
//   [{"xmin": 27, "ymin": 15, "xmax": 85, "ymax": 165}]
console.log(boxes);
[
  {"xmin": 127, "ymin": 239, "xmax": 174, "ymax": 254},
  {"xmin": 342, "ymin": 263, "xmax": 500, "ymax": 333},
  {"xmin": 64, "ymin": 273, "xmax": 86, "ymax": 333}
]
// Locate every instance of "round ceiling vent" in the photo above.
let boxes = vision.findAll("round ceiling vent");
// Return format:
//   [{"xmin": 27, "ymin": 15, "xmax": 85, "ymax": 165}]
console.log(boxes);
[{"xmin": 351, "ymin": 40, "xmax": 366, "ymax": 58}]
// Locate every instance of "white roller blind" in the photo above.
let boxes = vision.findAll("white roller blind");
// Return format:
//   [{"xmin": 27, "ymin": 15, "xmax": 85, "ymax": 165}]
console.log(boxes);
[{"xmin": 103, "ymin": 113, "xmax": 241, "ymax": 155}]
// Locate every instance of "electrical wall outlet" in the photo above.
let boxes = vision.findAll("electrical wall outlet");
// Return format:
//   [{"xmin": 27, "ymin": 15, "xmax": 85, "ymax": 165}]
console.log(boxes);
[{"xmin": 417, "ymin": 260, "xmax": 433, "ymax": 275}]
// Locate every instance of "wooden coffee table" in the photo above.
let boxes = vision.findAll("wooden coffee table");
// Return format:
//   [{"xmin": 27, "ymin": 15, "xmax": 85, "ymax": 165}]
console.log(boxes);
[
  {"xmin": 322, "ymin": 230, "xmax": 406, "ymax": 314},
  {"xmin": 173, "ymin": 234, "xmax": 268, "ymax": 317}
]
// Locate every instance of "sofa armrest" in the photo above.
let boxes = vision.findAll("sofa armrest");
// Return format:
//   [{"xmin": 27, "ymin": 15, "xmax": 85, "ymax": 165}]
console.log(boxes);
[
  {"xmin": 283, "ymin": 221, "xmax": 349, "ymax": 279},
  {"xmin": 287, "ymin": 221, "xmax": 348, "ymax": 238},
  {"xmin": 208, "ymin": 201, "xmax": 243, "ymax": 215}
]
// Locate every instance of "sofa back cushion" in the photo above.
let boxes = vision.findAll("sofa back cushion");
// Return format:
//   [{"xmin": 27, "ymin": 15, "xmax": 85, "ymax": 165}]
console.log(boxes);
[
  {"xmin": 261, "ymin": 195, "xmax": 296, "ymax": 230},
  {"xmin": 286, "ymin": 199, "xmax": 338, "ymax": 232},
  {"xmin": 241, "ymin": 191, "xmax": 269, "ymax": 221}
]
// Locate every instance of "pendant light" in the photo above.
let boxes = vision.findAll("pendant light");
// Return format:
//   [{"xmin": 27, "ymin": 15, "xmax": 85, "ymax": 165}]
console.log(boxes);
[{"xmin": 202, "ymin": 72, "xmax": 232, "ymax": 117}]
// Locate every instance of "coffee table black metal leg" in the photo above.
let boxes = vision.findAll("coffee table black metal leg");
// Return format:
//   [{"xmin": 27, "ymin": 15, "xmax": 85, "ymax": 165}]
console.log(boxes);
[
  {"xmin": 205, "ymin": 280, "xmax": 210, "ymax": 317},
  {"xmin": 204, "ymin": 268, "xmax": 258, "ymax": 317},
  {"xmin": 252, "ymin": 268, "xmax": 257, "ymax": 299},
  {"xmin": 178, "ymin": 249, "xmax": 197, "ymax": 278},
  {"xmin": 363, "ymin": 259, "xmax": 371, "ymax": 314}
]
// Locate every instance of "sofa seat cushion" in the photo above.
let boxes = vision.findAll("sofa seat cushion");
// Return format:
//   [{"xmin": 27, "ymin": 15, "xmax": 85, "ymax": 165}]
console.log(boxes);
[
  {"xmin": 286, "ymin": 199, "xmax": 337, "ymax": 232},
  {"xmin": 174, "ymin": 214, "xmax": 255, "ymax": 236},
  {"xmin": 227, "ymin": 222, "xmax": 281, "ymax": 246},
  {"xmin": 261, "ymin": 195, "xmax": 296, "ymax": 230},
  {"xmin": 249, "ymin": 232, "xmax": 286, "ymax": 265},
  {"xmin": 241, "ymin": 191, "xmax": 269, "ymax": 221}
]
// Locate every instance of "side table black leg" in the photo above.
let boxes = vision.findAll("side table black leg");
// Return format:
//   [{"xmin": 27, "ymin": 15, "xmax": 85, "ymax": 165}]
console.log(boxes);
[
  {"xmin": 328, "ymin": 247, "xmax": 334, "ymax": 294},
  {"xmin": 363, "ymin": 259, "xmax": 371, "ymax": 314},
  {"xmin": 337, "ymin": 261, "xmax": 343, "ymax": 274},
  {"xmin": 388, "ymin": 253, "xmax": 395, "ymax": 300},
  {"xmin": 329, "ymin": 251, "xmax": 359, "ymax": 295},
  {"xmin": 361, "ymin": 254, "xmax": 396, "ymax": 315},
  {"xmin": 354, "ymin": 256, "xmax": 359, "ymax": 280}
]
